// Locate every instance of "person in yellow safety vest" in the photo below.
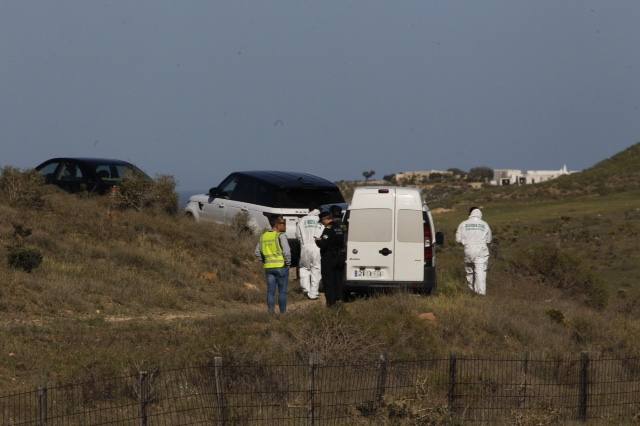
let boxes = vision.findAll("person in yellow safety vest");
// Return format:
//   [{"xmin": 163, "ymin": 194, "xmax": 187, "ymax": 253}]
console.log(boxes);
[{"xmin": 255, "ymin": 215, "xmax": 292, "ymax": 314}]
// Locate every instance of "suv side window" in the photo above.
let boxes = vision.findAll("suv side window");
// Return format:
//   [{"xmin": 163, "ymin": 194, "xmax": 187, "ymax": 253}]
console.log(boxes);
[
  {"xmin": 217, "ymin": 175, "xmax": 239, "ymax": 199},
  {"xmin": 231, "ymin": 176, "xmax": 257, "ymax": 203},
  {"xmin": 255, "ymin": 181, "xmax": 275, "ymax": 206},
  {"xmin": 38, "ymin": 162, "xmax": 61, "ymax": 180},
  {"xmin": 58, "ymin": 162, "xmax": 84, "ymax": 181}
]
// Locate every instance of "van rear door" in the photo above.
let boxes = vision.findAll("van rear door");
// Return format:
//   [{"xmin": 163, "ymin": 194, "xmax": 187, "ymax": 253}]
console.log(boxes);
[
  {"xmin": 346, "ymin": 189, "xmax": 395, "ymax": 282},
  {"xmin": 393, "ymin": 190, "xmax": 425, "ymax": 282},
  {"xmin": 394, "ymin": 209, "xmax": 425, "ymax": 282}
]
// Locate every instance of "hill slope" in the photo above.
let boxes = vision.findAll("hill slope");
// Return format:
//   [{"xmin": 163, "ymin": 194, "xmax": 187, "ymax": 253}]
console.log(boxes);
[{"xmin": 425, "ymin": 142, "xmax": 640, "ymax": 208}]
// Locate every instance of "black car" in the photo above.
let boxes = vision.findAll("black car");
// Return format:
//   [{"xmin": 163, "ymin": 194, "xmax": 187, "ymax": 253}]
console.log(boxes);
[{"xmin": 35, "ymin": 157, "xmax": 149, "ymax": 194}]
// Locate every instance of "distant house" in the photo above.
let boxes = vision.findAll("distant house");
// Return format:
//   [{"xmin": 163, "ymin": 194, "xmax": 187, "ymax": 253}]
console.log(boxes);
[
  {"xmin": 491, "ymin": 165, "xmax": 576, "ymax": 186},
  {"xmin": 395, "ymin": 170, "xmax": 453, "ymax": 184}
]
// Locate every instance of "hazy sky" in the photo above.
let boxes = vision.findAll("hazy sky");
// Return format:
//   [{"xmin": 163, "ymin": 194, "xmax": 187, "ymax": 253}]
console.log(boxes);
[{"xmin": 1, "ymin": 1, "xmax": 639, "ymax": 190}]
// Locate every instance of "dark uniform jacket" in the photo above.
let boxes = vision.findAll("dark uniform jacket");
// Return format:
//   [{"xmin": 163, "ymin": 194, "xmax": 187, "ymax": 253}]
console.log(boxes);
[{"xmin": 315, "ymin": 225, "xmax": 345, "ymax": 265}]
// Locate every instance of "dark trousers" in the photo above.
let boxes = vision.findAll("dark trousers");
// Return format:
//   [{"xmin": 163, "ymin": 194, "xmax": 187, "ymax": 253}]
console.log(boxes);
[{"xmin": 322, "ymin": 259, "xmax": 344, "ymax": 307}]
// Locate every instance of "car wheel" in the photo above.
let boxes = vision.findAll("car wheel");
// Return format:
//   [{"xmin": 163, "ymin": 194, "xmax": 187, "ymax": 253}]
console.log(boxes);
[{"xmin": 185, "ymin": 212, "xmax": 195, "ymax": 221}]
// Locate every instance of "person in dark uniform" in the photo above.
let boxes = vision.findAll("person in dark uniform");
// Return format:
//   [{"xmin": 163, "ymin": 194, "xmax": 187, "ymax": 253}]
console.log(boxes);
[
  {"xmin": 330, "ymin": 205, "xmax": 345, "ymax": 231},
  {"xmin": 315, "ymin": 211, "xmax": 346, "ymax": 307}
]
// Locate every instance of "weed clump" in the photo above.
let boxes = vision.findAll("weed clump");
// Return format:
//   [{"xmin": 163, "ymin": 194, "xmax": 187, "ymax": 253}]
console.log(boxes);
[
  {"xmin": 112, "ymin": 173, "xmax": 178, "ymax": 215},
  {"xmin": 545, "ymin": 309, "xmax": 565, "ymax": 324},
  {"xmin": 0, "ymin": 167, "xmax": 47, "ymax": 209},
  {"xmin": 7, "ymin": 246, "xmax": 43, "ymax": 273},
  {"xmin": 5, "ymin": 223, "xmax": 43, "ymax": 273},
  {"xmin": 230, "ymin": 211, "xmax": 255, "ymax": 237}
]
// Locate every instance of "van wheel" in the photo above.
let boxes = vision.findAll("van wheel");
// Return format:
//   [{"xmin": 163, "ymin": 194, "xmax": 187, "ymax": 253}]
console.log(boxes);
[{"xmin": 185, "ymin": 212, "xmax": 195, "ymax": 221}]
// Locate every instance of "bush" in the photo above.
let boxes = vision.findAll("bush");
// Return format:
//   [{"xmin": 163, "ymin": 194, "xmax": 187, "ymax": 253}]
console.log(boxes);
[
  {"xmin": 7, "ymin": 246, "xmax": 43, "ymax": 273},
  {"xmin": 112, "ymin": 174, "xmax": 178, "ymax": 215},
  {"xmin": 230, "ymin": 211, "xmax": 255, "ymax": 237},
  {"xmin": 0, "ymin": 167, "xmax": 47, "ymax": 209}
]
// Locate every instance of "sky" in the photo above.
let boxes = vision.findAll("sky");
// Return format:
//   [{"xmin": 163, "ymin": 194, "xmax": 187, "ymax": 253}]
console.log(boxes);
[{"xmin": 1, "ymin": 1, "xmax": 639, "ymax": 191}]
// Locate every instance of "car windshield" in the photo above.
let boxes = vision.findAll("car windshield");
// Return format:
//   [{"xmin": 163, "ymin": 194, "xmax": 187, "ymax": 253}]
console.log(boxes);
[
  {"xmin": 274, "ymin": 187, "xmax": 344, "ymax": 208},
  {"xmin": 93, "ymin": 164, "xmax": 146, "ymax": 182}
]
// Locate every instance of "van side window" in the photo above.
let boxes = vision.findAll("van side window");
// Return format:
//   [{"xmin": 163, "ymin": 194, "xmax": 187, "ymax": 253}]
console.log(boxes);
[
  {"xmin": 397, "ymin": 210, "xmax": 423, "ymax": 243},
  {"xmin": 348, "ymin": 209, "xmax": 392, "ymax": 242}
]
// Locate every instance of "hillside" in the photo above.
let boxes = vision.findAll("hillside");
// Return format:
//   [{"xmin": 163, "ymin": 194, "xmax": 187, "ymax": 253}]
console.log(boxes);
[
  {"xmin": 0, "ymin": 162, "xmax": 639, "ymax": 399},
  {"xmin": 424, "ymin": 142, "xmax": 640, "ymax": 208}
]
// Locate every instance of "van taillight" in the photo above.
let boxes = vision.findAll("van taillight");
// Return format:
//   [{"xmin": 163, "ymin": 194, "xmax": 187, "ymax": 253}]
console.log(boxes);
[{"xmin": 424, "ymin": 218, "xmax": 433, "ymax": 266}]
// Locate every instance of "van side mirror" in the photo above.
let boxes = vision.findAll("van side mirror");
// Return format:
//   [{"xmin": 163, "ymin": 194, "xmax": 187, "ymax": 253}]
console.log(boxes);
[
  {"xmin": 208, "ymin": 187, "xmax": 218, "ymax": 198},
  {"xmin": 435, "ymin": 232, "xmax": 444, "ymax": 246}
]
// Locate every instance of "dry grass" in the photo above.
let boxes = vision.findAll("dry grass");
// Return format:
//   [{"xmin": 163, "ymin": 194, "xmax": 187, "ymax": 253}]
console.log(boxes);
[{"xmin": 1, "ymin": 165, "xmax": 640, "ymax": 410}]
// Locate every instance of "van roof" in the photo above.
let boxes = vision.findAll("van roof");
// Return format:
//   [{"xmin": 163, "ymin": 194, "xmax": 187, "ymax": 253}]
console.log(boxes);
[
  {"xmin": 350, "ymin": 186, "xmax": 426, "ymax": 210},
  {"xmin": 236, "ymin": 171, "xmax": 337, "ymax": 189}
]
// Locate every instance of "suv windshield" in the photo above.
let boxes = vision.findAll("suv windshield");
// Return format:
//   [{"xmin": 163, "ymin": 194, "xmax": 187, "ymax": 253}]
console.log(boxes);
[{"xmin": 274, "ymin": 187, "xmax": 344, "ymax": 208}]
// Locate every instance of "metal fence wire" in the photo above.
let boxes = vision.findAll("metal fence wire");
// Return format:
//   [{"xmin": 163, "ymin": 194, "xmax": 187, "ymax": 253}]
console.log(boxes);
[{"xmin": 1, "ymin": 353, "xmax": 640, "ymax": 425}]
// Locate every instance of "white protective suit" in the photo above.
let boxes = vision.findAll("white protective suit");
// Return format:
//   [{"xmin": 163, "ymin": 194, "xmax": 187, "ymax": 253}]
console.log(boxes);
[
  {"xmin": 296, "ymin": 209, "xmax": 324, "ymax": 299},
  {"xmin": 455, "ymin": 209, "xmax": 492, "ymax": 295}
]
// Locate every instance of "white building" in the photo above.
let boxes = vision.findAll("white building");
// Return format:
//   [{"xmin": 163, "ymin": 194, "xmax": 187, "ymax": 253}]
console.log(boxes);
[{"xmin": 492, "ymin": 165, "xmax": 576, "ymax": 186}]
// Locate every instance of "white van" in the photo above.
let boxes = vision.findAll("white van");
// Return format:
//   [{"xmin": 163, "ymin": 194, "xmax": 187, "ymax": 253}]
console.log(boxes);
[{"xmin": 344, "ymin": 187, "xmax": 443, "ymax": 294}]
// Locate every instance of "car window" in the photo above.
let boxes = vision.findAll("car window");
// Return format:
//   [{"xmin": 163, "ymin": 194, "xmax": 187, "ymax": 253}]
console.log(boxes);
[
  {"xmin": 58, "ymin": 162, "xmax": 83, "ymax": 181},
  {"xmin": 230, "ymin": 176, "xmax": 256, "ymax": 203},
  {"xmin": 273, "ymin": 187, "xmax": 344, "ymax": 208},
  {"xmin": 218, "ymin": 176, "xmax": 238, "ymax": 197},
  {"xmin": 93, "ymin": 164, "xmax": 142, "ymax": 182},
  {"xmin": 255, "ymin": 181, "xmax": 276, "ymax": 206},
  {"xmin": 348, "ymin": 209, "xmax": 393, "ymax": 242},
  {"xmin": 397, "ymin": 210, "xmax": 423, "ymax": 243},
  {"xmin": 38, "ymin": 162, "xmax": 60, "ymax": 178}
]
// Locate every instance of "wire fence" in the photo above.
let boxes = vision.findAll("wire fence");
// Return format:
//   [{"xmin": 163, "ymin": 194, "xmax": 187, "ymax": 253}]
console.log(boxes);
[{"xmin": 2, "ymin": 353, "xmax": 640, "ymax": 425}]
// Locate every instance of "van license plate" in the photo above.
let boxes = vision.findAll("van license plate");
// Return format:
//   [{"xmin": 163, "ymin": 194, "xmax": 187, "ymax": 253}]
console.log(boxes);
[{"xmin": 354, "ymin": 269, "xmax": 382, "ymax": 278}]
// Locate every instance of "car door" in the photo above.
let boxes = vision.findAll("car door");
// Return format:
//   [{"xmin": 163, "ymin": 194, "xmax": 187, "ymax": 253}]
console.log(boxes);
[
  {"xmin": 202, "ymin": 175, "xmax": 238, "ymax": 224},
  {"xmin": 224, "ymin": 175, "xmax": 256, "ymax": 224},
  {"xmin": 346, "ymin": 189, "xmax": 396, "ymax": 282}
]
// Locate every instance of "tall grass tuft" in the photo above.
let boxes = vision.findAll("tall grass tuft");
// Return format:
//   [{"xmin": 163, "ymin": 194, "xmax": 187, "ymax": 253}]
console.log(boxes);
[{"xmin": 0, "ymin": 167, "xmax": 48, "ymax": 209}]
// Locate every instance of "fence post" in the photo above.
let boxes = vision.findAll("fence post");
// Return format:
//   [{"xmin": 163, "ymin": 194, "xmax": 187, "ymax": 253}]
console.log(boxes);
[
  {"xmin": 37, "ymin": 386, "xmax": 48, "ymax": 426},
  {"xmin": 578, "ymin": 352, "xmax": 589, "ymax": 422},
  {"xmin": 214, "ymin": 356, "xmax": 227, "ymax": 425},
  {"xmin": 375, "ymin": 353, "xmax": 388, "ymax": 410},
  {"xmin": 308, "ymin": 353, "xmax": 319, "ymax": 426},
  {"xmin": 448, "ymin": 353, "xmax": 457, "ymax": 415},
  {"xmin": 138, "ymin": 371, "xmax": 149, "ymax": 426},
  {"xmin": 520, "ymin": 352, "xmax": 529, "ymax": 409}
]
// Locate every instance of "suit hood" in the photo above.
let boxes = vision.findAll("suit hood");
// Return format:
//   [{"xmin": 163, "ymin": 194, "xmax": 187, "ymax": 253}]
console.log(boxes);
[{"xmin": 469, "ymin": 209, "xmax": 483, "ymax": 219}]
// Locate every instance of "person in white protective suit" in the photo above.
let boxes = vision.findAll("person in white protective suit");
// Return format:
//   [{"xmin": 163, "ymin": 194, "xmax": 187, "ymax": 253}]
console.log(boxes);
[
  {"xmin": 455, "ymin": 207, "xmax": 492, "ymax": 295},
  {"xmin": 296, "ymin": 207, "xmax": 324, "ymax": 300}
]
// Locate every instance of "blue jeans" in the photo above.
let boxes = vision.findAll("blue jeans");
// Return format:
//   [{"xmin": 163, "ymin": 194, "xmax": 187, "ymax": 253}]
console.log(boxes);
[{"xmin": 265, "ymin": 267, "xmax": 289, "ymax": 313}]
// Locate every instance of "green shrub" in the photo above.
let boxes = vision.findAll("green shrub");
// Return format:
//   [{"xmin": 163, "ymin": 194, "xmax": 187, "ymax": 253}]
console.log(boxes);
[
  {"xmin": 7, "ymin": 246, "xmax": 43, "ymax": 273},
  {"xmin": 113, "ymin": 173, "xmax": 178, "ymax": 215},
  {"xmin": 545, "ymin": 309, "xmax": 565, "ymax": 324},
  {"xmin": 0, "ymin": 167, "xmax": 47, "ymax": 209}
]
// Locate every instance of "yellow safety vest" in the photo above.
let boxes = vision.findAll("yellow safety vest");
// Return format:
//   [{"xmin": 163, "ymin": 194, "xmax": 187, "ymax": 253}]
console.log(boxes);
[{"xmin": 260, "ymin": 231, "xmax": 285, "ymax": 269}]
